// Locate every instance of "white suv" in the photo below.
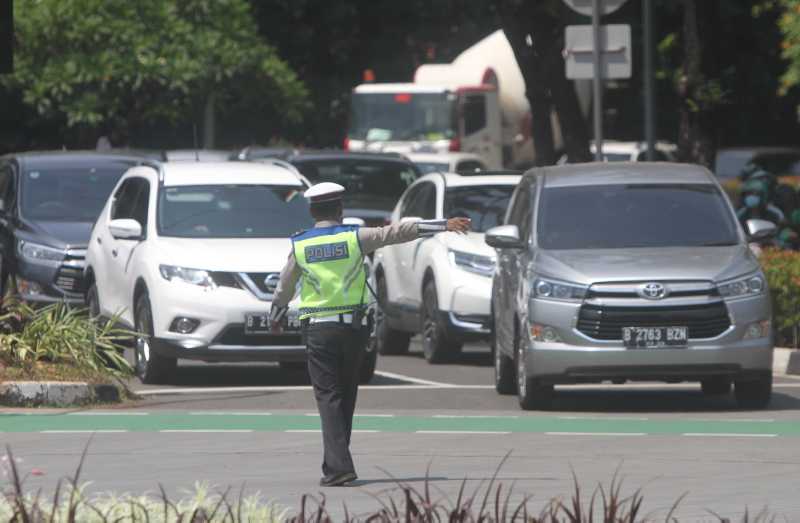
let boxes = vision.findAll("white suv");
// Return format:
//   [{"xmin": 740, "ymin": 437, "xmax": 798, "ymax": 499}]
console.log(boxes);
[
  {"xmin": 85, "ymin": 161, "xmax": 328, "ymax": 384},
  {"xmin": 374, "ymin": 173, "xmax": 520, "ymax": 363}
]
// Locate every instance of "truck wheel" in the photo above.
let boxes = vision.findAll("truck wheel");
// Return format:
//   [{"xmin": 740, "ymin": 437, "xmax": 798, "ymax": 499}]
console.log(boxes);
[
  {"xmin": 134, "ymin": 293, "xmax": 177, "ymax": 385},
  {"xmin": 421, "ymin": 280, "xmax": 460, "ymax": 364},
  {"xmin": 701, "ymin": 377, "xmax": 732, "ymax": 396},
  {"xmin": 359, "ymin": 348, "xmax": 378, "ymax": 384},
  {"xmin": 516, "ymin": 327, "xmax": 553, "ymax": 410},
  {"xmin": 375, "ymin": 275, "xmax": 410, "ymax": 355},
  {"xmin": 734, "ymin": 373, "xmax": 772, "ymax": 409}
]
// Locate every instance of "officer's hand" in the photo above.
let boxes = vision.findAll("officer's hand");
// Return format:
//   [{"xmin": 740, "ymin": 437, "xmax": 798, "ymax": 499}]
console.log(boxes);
[
  {"xmin": 446, "ymin": 217, "xmax": 471, "ymax": 234},
  {"xmin": 270, "ymin": 320, "xmax": 283, "ymax": 334}
]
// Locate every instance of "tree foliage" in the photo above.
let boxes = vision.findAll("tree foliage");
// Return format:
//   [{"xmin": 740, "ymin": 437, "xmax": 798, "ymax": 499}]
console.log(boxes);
[{"xmin": 5, "ymin": 0, "xmax": 308, "ymax": 143}]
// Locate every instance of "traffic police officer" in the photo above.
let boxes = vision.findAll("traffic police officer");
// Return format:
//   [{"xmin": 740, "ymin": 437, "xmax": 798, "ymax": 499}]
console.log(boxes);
[{"xmin": 269, "ymin": 182, "xmax": 470, "ymax": 486}]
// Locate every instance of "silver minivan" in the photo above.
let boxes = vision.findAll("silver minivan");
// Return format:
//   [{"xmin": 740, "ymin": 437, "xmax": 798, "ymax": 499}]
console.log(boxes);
[{"xmin": 486, "ymin": 163, "xmax": 775, "ymax": 410}]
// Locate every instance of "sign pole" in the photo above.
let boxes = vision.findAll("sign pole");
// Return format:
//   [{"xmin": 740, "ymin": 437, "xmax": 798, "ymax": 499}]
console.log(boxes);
[
  {"xmin": 643, "ymin": 0, "xmax": 655, "ymax": 160},
  {"xmin": 591, "ymin": 0, "xmax": 603, "ymax": 161}
]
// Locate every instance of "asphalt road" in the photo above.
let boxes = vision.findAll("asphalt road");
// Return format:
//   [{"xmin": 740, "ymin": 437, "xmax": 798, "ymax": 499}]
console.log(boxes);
[{"xmin": 3, "ymin": 339, "xmax": 800, "ymax": 520}]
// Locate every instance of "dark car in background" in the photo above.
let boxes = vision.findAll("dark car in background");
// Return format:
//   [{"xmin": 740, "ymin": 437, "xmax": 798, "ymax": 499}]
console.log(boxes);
[
  {"xmin": 281, "ymin": 151, "xmax": 422, "ymax": 226},
  {"xmin": 0, "ymin": 152, "xmax": 143, "ymax": 303}
]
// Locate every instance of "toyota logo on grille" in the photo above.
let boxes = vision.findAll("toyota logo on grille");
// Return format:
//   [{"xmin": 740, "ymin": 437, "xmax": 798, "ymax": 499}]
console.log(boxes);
[
  {"xmin": 639, "ymin": 282, "xmax": 667, "ymax": 300},
  {"xmin": 264, "ymin": 273, "xmax": 280, "ymax": 293}
]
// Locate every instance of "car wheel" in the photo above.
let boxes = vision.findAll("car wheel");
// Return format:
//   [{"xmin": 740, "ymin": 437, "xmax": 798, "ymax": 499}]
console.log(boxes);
[
  {"xmin": 134, "ymin": 293, "xmax": 177, "ymax": 385},
  {"xmin": 701, "ymin": 377, "xmax": 732, "ymax": 396},
  {"xmin": 493, "ymin": 309, "xmax": 516, "ymax": 395},
  {"xmin": 516, "ymin": 326, "xmax": 553, "ymax": 410},
  {"xmin": 359, "ymin": 347, "xmax": 378, "ymax": 384},
  {"xmin": 86, "ymin": 283, "xmax": 101, "ymax": 318},
  {"xmin": 734, "ymin": 372, "xmax": 772, "ymax": 409},
  {"xmin": 375, "ymin": 275, "xmax": 410, "ymax": 355},
  {"xmin": 421, "ymin": 280, "xmax": 461, "ymax": 364}
]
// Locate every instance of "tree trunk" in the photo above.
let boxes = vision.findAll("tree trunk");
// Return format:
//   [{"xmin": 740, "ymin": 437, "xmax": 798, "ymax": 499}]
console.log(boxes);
[
  {"xmin": 500, "ymin": 4, "xmax": 555, "ymax": 166},
  {"xmin": 498, "ymin": 0, "xmax": 591, "ymax": 166},
  {"xmin": 677, "ymin": 0, "xmax": 716, "ymax": 167}
]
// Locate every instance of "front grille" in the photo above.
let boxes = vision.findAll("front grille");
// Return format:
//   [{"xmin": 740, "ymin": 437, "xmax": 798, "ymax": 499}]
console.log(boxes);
[
  {"xmin": 209, "ymin": 271, "xmax": 241, "ymax": 289},
  {"xmin": 54, "ymin": 267, "xmax": 84, "ymax": 293},
  {"xmin": 577, "ymin": 302, "xmax": 731, "ymax": 340},
  {"xmin": 237, "ymin": 272, "xmax": 280, "ymax": 299},
  {"xmin": 215, "ymin": 325, "xmax": 302, "ymax": 346},
  {"xmin": 586, "ymin": 281, "xmax": 718, "ymax": 299}
]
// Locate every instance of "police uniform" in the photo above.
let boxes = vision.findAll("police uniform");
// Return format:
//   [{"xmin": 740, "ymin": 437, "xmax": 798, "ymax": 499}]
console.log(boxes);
[{"xmin": 270, "ymin": 182, "xmax": 450, "ymax": 486}]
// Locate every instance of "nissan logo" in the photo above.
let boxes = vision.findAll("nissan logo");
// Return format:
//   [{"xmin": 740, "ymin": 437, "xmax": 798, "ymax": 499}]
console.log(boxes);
[
  {"xmin": 639, "ymin": 282, "xmax": 667, "ymax": 300},
  {"xmin": 264, "ymin": 273, "xmax": 280, "ymax": 293}
]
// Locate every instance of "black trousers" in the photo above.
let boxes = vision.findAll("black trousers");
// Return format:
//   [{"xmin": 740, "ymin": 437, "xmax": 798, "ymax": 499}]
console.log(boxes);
[{"xmin": 305, "ymin": 322, "xmax": 368, "ymax": 477}]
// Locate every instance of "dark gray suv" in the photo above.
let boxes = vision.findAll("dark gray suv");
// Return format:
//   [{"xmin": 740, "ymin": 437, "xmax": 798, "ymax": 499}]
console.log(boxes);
[
  {"xmin": 0, "ymin": 152, "xmax": 142, "ymax": 304},
  {"xmin": 487, "ymin": 163, "xmax": 775, "ymax": 410}
]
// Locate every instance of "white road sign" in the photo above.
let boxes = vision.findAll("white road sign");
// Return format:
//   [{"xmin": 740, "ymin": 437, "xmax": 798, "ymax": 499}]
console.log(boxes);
[
  {"xmin": 562, "ymin": 0, "xmax": 628, "ymax": 16},
  {"xmin": 564, "ymin": 24, "xmax": 632, "ymax": 80}
]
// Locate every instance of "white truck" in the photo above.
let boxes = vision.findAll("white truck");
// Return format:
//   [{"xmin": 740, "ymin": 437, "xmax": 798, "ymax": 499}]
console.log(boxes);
[{"xmin": 345, "ymin": 30, "xmax": 541, "ymax": 170}]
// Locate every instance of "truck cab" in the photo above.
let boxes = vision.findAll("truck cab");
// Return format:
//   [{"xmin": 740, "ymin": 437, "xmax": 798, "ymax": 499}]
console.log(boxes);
[{"xmin": 346, "ymin": 83, "xmax": 503, "ymax": 170}]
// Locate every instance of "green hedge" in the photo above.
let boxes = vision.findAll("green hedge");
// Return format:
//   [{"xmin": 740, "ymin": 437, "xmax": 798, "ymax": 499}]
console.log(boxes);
[{"xmin": 761, "ymin": 248, "xmax": 800, "ymax": 347}]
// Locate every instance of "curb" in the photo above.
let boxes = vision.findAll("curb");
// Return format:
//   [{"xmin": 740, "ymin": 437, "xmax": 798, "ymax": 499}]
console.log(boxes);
[
  {"xmin": 0, "ymin": 381, "xmax": 123, "ymax": 407},
  {"xmin": 774, "ymin": 348, "xmax": 800, "ymax": 376}
]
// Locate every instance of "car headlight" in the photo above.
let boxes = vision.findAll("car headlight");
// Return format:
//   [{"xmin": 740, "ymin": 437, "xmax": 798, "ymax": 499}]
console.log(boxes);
[
  {"xmin": 18, "ymin": 240, "xmax": 65, "ymax": 267},
  {"xmin": 159, "ymin": 265, "xmax": 216, "ymax": 289},
  {"xmin": 532, "ymin": 277, "xmax": 587, "ymax": 302},
  {"xmin": 717, "ymin": 273, "xmax": 765, "ymax": 299},
  {"xmin": 448, "ymin": 250, "xmax": 495, "ymax": 277}
]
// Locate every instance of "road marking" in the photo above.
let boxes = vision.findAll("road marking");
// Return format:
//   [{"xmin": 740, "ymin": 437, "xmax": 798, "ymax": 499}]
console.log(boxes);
[
  {"xmin": 546, "ymin": 432, "xmax": 647, "ymax": 436},
  {"xmin": 132, "ymin": 381, "xmax": 800, "ymax": 396},
  {"xmin": 354, "ymin": 414, "xmax": 395, "ymax": 418},
  {"xmin": 558, "ymin": 416, "xmax": 649, "ymax": 421},
  {"xmin": 433, "ymin": 414, "xmax": 519, "ymax": 419},
  {"xmin": 304, "ymin": 413, "xmax": 320, "ymax": 416},
  {"xmin": 66, "ymin": 412, "xmax": 149, "ymax": 416},
  {"xmin": 689, "ymin": 418, "xmax": 774, "ymax": 423},
  {"xmin": 159, "ymin": 429, "xmax": 254, "ymax": 433},
  {"xmin": 41, "ymin": 430, "xmax": 128, "ymax": 433},
  {"xmin": 374, "ymin": 370, "xmax": 451, "ymax": 387},
  {"xmin": 683, "ymin": 433, "xmax": 777, "ymax": 438},
  {"xmin": 188, "ymin": 412, "xmax": 272, "ymax": 416},
  {"xmin": 286, "ymin": 429, "xmax": 321, "ymax": 433},
  {"xmin": 416, "ymin": 430, "xmax": 511, "ymax": 435}
]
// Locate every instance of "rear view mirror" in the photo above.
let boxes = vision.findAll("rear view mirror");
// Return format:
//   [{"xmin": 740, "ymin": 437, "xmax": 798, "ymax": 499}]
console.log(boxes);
[
  {"xmin": 109, "ymin": 218, "xmax": 143, "ymax": 240},
  {"xmin": 746, "ymin": 219, "xmax": 777, "ymax": 242},
  {"xmin": 485, "ymin": 225, "xmax": 524, "ymax": 249}
]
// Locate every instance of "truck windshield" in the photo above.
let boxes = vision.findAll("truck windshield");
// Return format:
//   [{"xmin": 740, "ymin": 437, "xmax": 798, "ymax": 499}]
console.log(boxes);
[
  {"xmin": 537, "ymin": 183, "xmax": 740, "ymax": 249},
  {"xmin": 348, "ymin": 92, "xmax": 456, "ymax": 141}
]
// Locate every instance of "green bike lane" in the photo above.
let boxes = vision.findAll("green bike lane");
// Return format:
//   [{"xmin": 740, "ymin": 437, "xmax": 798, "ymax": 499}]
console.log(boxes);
[{"xmin": 1, "ymin": 412, "xmax": 798, "ymax": 437}]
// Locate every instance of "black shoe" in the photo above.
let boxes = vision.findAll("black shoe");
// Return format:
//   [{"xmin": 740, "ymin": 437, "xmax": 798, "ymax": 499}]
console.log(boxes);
[{"xmin": 319, "ymin": 471, "xmax": 357, "ymax": 487}]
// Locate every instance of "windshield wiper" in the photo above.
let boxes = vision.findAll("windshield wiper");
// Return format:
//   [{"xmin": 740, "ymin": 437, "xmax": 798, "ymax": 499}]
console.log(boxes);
[{"xmin": 698, "ymin": 241, "xmax": 738, "ymax": 247}]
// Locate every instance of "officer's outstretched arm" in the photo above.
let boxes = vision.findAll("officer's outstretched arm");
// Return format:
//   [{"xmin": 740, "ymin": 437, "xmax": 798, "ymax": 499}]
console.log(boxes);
[{"xmin": 358, "ymin": 217, "xmax": 471, "ymax": 254}]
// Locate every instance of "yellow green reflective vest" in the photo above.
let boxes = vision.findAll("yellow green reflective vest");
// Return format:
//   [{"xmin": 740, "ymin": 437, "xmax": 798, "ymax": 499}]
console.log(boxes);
[{"xmin": 291, "ymin": 224, "xmax": 366, "ymax": 320}]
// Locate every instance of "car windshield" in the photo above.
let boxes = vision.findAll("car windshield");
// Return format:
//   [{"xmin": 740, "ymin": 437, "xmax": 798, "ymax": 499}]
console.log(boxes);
[
  {"xmin": 20, "ymin": 165, "xmax": 130, "ymax": 222},
  {"xmin": 537, "ymin": 183, "xmax": 740, "ymax": 249},
  {"xmin": 348, "ymin": 92, "xmax": 457, "ymax": 141},
  {"xmin": 157, "ymin": 184, "xmax": 312, "ymax": 238},
  {"xmin": 293, "ymin": 159, "xmax": 419, "ymax": 211},
  {"xmin": 415, "ymin": 162, "xmax": 450, "ymax": 174},
  {"xmin": 603, "ymin": 153, "xmax": 633, "ymax": 162},
  {"xmin": 444, "ymin": 185, "xmax": 515, "ymax": 233}
]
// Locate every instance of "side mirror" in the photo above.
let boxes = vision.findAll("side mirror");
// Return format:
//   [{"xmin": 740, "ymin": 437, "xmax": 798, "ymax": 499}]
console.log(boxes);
[
  {"xmin": 485, "ymin": 225, "xmax": 524, "ymax": 249},
  {"xmin": 746, "ymin": 219, "xmax": 777, "ymax": 242},
  {"xmin": 343, "ymin": 217, "xmax": 366, "ymax": 227},
  {"xmin": 109, "ymin": 218, "xmax": 143, "ymax": 240}
]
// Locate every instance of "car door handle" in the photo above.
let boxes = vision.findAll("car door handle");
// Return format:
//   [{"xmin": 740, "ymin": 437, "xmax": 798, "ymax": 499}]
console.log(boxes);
[
  {"xmin": 112, "ymin": 249, "xmax": 118, "ymax": 257},
  {"xmin": 97, "ymin": 237, "xmax": 102, "ymax": 245}
]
